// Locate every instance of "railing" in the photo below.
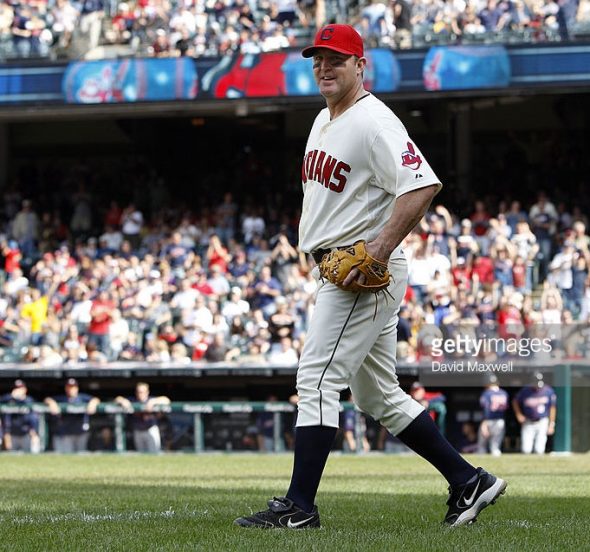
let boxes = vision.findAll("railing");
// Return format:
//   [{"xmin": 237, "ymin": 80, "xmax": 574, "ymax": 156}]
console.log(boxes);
[{"xmin": 0, "ymin": 401, "xmax": 366, "ymax": 454}]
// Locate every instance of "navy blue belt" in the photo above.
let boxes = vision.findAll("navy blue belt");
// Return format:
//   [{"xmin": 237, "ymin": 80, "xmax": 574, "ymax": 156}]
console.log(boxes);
[{"xmin": 311, "ymin": 249, "xmax": 331, "ymax": 264}]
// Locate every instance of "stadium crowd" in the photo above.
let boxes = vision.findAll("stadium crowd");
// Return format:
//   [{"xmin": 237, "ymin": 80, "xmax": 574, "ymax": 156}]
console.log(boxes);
[
  {"xmin": 0, "ymin": 0, "xmax": 589, "ymax": 60},
  {"xmin": 0, "ymin": 162, "xmax": 589, "ymax": 367}
]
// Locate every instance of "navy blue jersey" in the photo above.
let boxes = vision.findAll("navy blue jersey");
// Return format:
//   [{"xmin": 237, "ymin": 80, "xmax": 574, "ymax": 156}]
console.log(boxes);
[
  {"xmin": 0, "ymin": 394, "xmax": 38, "ymax": 436},
  {"xmin": 515, "ymin": 385, "xmax": 556, "ymax": 421},
  {"xmin": 343, "ymin": 409, "xmax": 356, "ymax": 433},
  {"xmin": 50, "ymin": 393, "xmax": 94, "ymax": 435},
  {"xmin": 480, "ymin": 388, "xmax": 509, "ymax": 420},
  {"xmin": 128, "ymin": 396, "xmax": 158, "ymax": 430},
  {"xmin": 256, "ymin": 411, "xmax": 275, "ymax": 439}
]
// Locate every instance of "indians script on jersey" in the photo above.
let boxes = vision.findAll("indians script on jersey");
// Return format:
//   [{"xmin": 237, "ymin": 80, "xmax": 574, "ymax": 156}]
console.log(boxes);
[{"xmin": 301, "ymin": 149, "xmax": 351, "ymax": 193}]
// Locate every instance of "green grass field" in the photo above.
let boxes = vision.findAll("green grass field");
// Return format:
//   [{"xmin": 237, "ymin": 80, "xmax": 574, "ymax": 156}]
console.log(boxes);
[{"xmin": 1, "ymin": 453, "xmax": 588, "ymax": 551}]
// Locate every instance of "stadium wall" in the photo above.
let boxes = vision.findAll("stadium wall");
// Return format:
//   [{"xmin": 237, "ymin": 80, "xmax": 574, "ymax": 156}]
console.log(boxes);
[{"xmin": 1, "ymin": 43, "xmax": 590, "ymax": 108}]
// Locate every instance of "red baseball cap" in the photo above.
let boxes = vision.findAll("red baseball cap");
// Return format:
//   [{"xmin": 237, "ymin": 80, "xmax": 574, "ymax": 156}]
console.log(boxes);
[{"xmin": 302, "ymin": 24, "xmax": 364, "ymax": 59}]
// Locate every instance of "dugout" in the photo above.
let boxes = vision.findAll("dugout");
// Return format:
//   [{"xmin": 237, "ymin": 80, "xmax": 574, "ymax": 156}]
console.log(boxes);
[{"xmin": 1, "ymin": 361, "xmax": 588, "ymax": 452}]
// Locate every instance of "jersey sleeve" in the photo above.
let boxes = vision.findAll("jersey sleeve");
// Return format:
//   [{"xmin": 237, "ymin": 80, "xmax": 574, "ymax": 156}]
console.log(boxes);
[
  {"xmin": 370, "ymin": 128, "xmax": 442, "ymax": 197},
  {"xmin": 479, "ymin": 391, "xmax": 488, "ymax": 410},
  {"xmin": 548, "ymin": 387, "xmax": 557, "ymax": 407}
]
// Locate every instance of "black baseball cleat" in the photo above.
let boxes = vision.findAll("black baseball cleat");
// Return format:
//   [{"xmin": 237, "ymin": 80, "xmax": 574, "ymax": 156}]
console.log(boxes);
[
  {"xmin": 444, "ymin": 467, "xmax": 507, "ymax": 527},
  {"xmin": 234, "ymin": 497, "xmax": 320, "ymax": 529}
]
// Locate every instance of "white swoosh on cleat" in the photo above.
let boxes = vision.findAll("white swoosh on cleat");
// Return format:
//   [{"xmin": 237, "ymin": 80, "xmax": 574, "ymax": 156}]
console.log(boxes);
[
  {"xmin": 287, "ymin": 517, "xmax": 314, "ymax": 528},
  {"xmin": 461, "ymin": 481, "xmax": 480, "ymax": 507}
]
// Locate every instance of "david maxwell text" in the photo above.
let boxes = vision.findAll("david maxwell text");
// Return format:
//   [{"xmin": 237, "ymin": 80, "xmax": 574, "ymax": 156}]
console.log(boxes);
[{"xmin": 431, "ymin": 360, "xmax": 513, "ymax": 372}]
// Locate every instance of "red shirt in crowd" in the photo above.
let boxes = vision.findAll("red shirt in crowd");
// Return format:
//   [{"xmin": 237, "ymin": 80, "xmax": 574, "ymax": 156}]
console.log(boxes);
[
  {"xmin": 4, "ymin": 248, "xmax": 21, "ymax": 274},
  {"xmin": 452, "ymin": 265, "xmax": 472, "ymax": 289},
  {"xmin": 89, "ymin": 298, "xmax": 115, "ymax": 335},
  {"xmin": 208, "ymin": 249, "xmax": 229, "ymax": 273},
  {"xmin": 472, "ymin": 256, "xmax": 494, "ymax": 285},
  {"xmin": 497, "ymin": 305, "xmax": 523, "ymax": 339},
  {"xmin": 513, "ymin": 263, "xmax": 526, "ymax": 289},
  {"xmin": 192, "ymin": 339, "xmax": 209, "ymax": 360}
]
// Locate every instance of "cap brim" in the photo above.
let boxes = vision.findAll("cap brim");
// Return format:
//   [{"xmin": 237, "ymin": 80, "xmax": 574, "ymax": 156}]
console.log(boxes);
[{"xmin": 301, "ymin": 45, "xmax": 358, "ymax": 58}]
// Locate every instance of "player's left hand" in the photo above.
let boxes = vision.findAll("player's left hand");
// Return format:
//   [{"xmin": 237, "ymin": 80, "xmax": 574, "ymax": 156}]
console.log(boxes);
[
  {"xmin": 341, "ymin": 241, "xmax": 388, "ymax": 287},
  {"xmin": 319, "ymin": 240, "xmax": 390, "ymax": 293},
  {"xmin": 342, "ymin": 267, "xmax": 365, "ymax": 288}
]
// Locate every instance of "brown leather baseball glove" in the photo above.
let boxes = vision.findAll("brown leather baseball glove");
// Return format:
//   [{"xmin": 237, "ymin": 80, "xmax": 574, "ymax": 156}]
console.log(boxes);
[{"xmin": 318, "ymin": 240, "xmax": 391, "ymax": 292}]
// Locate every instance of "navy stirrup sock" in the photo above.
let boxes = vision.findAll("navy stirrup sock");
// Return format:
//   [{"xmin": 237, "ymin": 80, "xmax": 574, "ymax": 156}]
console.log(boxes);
[
  {"xmin": 286, "ymin": 425, "xmax": 338, "ymax": 513},
  {"xmin": 397, "ymin": 411, "xmax": 477, "ymax": 487}
]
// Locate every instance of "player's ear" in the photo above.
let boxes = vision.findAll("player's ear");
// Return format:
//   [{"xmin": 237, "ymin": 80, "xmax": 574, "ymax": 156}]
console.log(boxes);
[{"xmin": 357, "ymin": 57, "xmax": 367, "ymax": 75}]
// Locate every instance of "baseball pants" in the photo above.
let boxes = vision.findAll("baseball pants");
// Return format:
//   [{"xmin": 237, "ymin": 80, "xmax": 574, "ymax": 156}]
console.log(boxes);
[
  {"xmin": 477, "ymin": 419, "xmax": 505, "ymax": 455},
  {"xmin": 521, "ymin": 418, "xmax": 549, "ymax": 454},
  {"xmin": 296, "ymin": 257, "xmax": 424, "ymax": 434},
  {"xmin": 8, "ymin": 434, "xmax": 37, "ymax": 452},
  {"xmin": 133, "ymin": 426, "xmax": 162, "ymax": 452},
  {"xmin": 53, "ymin": 433, "xmax": 90, "ymax": 453}
]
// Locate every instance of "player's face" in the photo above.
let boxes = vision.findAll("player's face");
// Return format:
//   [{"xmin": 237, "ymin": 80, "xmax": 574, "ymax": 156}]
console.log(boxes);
[{"xmin": 312, "ymin": 49, "xmax": 364, "ymax": 100}]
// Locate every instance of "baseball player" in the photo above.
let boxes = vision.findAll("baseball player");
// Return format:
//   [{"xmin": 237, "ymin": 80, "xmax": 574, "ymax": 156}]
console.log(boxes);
[
  {"xmin": 1, "ymin": 379, "xmax": 40, "ymax": 453},
  {"xmin": 44, "ymin": 378, "xmax": 101, "ymax": 453},
  {"xmin": 513, "ymin": 372, "xmax": 557, "ymax": 454},
  {"xmin": 477, "ymin": 375, "xmax": 509, "ymax": 455},
  {"xmin": 115, "ymin": 382, "xmax": 170, "ymax": 452},
  {"xmin": 235, "ymin": 24, "xmax": 506, "ymax": 529}
]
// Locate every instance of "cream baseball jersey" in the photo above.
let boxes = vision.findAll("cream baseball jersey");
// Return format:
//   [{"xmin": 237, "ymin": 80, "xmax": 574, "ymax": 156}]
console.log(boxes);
[{"xmin": 298, "ymin": 94, "xmax": 442, "ymax": 254}]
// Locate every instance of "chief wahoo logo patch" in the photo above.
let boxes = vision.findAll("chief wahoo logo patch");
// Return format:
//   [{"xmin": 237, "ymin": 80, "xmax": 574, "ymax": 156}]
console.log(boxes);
[{"xmin": 401, "ymin": 142, "xmax": 422, "ymax": 170}]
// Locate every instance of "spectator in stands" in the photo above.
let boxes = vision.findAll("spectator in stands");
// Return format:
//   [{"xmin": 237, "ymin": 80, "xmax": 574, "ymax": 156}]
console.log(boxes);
[
  {"xmin": 529, "ymin": 191, "xmax": 558, "ymax": 280},
  {"xmin": 461, "ymin": 6, "xmax": 487, "ymax": 35},
  {"xmin": 162, "ymin": 231, "xmax": 191, "ymax": 269},
  {"xmin": 121, "ymin": 203, "xmax": 144, "ymax": 251},
  {"xmin": 79, "ymin": 0, "xmax": 105, "ymax": 52},
  {"xmin": 19, "ymin": 275, "xmax": 61, "ymax": 346},
  {"xmin": 270, "ymin": 232, "xmax": 298, "ymax": 286},
  {"xmin": 249, "ymin": 265, "xmax": 282, "ymax": 317},
  {"xmin": 215, "ymin": 192, "xmax": 238, "ymax": 243},
  {"xmin": 361, "ymin": 0, "xmax": 388, "ymax": 45},
  {"xmin": 44, "ymin": 378, "xmax": 100, "ymax": 453},
  {"xmin": 12, "ymin": 200, "xmax": 39, "ymax": 260},
  {"xmin": 88, "ymin": 289, "xmax": 116, "ymax": 357},
  {"xmin": 208, "ymin": 264, "xmax": 231, "ymax": 297},
  {"xmin": 205, "ymin": 331, "xmax": 240, "ymax": 361},
  {"xmin": 241, "ymin": 206, "xmax": 265, "ymax": 244},
  {"xmin": 1, "ymin": 380, "xmax": 40, "ymax": 453},
  {"xmin": 470, "ymin": 200, "xmax": 491, "ymax": 251},
  {"xmin": 267, "ymin": 335, "xmax": 299, "ymax": 364},
  {"xmin": 387, "ymin": 0, "xmax": 412, "ymax": 48},
  {"xmin": 115, "ymin": 382, "xmax": 170, "ymax": 452},
  {"xmin": 407, "ymin": 238, "xmax": 432, "ymax": 303},
  {"xmin": 222, "ymin": 286, "xmax": 250, "ymax": 322},
  {"xmin": 505, "ymin": 200, "xmax": 528, "ymax": 233},
  {"xmin": 570, "ymin": 251, "xmax": 589, "ymax": 317},
  {"xmin": 119, "ymin": 331, "xmax": 144, "ymax": 360},
  {"xmin": 478, "ymin": 0, "xmax": 510, "ymax": 31},
  {"xmin": 548, "ymin": 240, "xmax": 575, "ymax": 309},
  {"xmin": 268, "ymin": 296, "xmax": 295, "ymax": 343},
  {"xmin": 0, "ymin": 239, "xmax": 21, "ymax": 285}
]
